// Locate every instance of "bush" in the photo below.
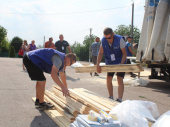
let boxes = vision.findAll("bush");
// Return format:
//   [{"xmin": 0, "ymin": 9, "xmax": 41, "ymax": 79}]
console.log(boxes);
[{"xmin": 8, "ymin": 46, "xmax": 16, "ymax": 57}]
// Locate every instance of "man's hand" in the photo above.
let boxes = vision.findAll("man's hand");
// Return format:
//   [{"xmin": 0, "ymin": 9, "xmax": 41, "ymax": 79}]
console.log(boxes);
[
  {"xmin": 97, "ymin": 64, "xmax": 101, "ymax": 73},
  {"xmin": 61, "ymin": 86, "xmax": 70, "ymax": 97}
]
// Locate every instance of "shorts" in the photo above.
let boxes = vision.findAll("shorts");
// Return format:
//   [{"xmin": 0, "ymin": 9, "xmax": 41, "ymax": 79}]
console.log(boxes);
[
  {"xmin": 23, "ymin": 55, "xmax": 46, "ymax": 81},
  {"xmin": 92, "ymin": 55, "xmax": 97, "ymax": 65},
  {"xmin": 126, "ymin": 59, "xmax": 131, "ymax": 64},
  {"xmin": 107, "ymin": 72, "xmax": 125, "ymax": 78}
]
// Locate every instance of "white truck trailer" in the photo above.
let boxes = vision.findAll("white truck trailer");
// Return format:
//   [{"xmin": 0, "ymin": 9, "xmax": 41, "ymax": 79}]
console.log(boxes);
[{"xmin": 136, "ymin": 0, "xmax": 170, "ymax": 81}]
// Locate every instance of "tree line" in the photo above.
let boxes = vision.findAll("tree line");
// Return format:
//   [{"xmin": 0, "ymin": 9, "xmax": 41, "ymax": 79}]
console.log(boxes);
[{"xmin": 0, "ymin": 25, "xmax": 140, "ymax": 60}]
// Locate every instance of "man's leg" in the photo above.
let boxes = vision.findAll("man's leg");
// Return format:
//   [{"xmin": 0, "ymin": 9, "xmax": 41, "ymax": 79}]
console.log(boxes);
[
  {"xmin": 36, "ymin": 80, "xmax": 46, "ymax": 103},
  {"xmin": 117, "ymin": 76, "xmax": 124, "ymax": 99},
  {"xmin": 107, "ymin": 75, "xmax": 113, "ymax": 97}
]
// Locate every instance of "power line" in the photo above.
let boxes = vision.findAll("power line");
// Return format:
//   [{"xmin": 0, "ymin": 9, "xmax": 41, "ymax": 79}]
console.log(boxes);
[{"xmin": 0, "ymin": 5, "xmax": 132, "ymax": 15}]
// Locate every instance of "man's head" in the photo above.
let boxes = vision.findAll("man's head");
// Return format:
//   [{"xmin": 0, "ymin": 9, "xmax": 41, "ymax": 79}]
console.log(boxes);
[
  {"xmin": 49, "ymin": 37, "xmax": 53, "ymax": 42},
  {"xmin": 95, "ymin": 37, "xmax": 100, "ymax": 42},
  {"xmin": 59, "ymin": 34, "xmax": 64, "ymax": 42},
  {"xmin": 103, "ymin": 27, "xmax": 114, "ymax": 43},
  {"xmin": 127, "ymin": 36, "xmax": 133, "ymax": 42},
  {"xmin": 65, "ymin": 53, "xmax": 77, "ymax": 66},
  {"xmin": 23, "ymin": 40, "xmax": 27, "ymax": 45},
  {"xmin": 31, "ymin": 40, "xmax": 35, "ymax": 45}
]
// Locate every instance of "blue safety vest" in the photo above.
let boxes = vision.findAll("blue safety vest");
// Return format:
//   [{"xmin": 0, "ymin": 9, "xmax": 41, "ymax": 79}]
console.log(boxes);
[
  {"xmin": 125, "ymin": 42, "xmax": 132, "ymax": 56},
  {"xmin": 102, "ymin": 35, "xmax": 123, "ymax": 65},
  {"xmin": 28, "ymin": 48, "xmax": 65, "ymax": 73}
]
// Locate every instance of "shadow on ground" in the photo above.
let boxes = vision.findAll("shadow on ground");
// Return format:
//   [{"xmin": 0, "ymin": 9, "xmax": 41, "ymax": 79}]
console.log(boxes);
[
  {"xmin": 146, "ymin": 81, "xmax": 170, "ymax": 97},
  {"xmin": 66, "ymin": 76, "xmax": 80, "ymax": 82},
  {"xmin": 30, "ymin": 110, "xmax": 58, "ymax": 127}
]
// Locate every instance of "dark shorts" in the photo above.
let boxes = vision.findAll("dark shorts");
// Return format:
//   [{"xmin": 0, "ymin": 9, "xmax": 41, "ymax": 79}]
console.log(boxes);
[
  {"xmin": 126, "ymin": 59, "xmax": 131, "ymax": 64},
  {"xmin": 107, "ymin": 72, "xmax": 125, "ymax": 78},
  {"xmin": 23, "ymin": 55, "xmax": 46, "ymax": 81},
  {"xmin": 92, "ymin": 55, "xmax": 97, "ymax": 65}
]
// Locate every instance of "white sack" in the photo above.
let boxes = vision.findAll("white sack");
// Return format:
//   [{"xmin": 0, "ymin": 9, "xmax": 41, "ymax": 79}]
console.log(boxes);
[
  {"xmin": 152, "ymin": 111, "xmax": 170, "ymax": 127},
  {"xmin": 109, "ymin": 100, "xmax": 160, "ymax": 127}
]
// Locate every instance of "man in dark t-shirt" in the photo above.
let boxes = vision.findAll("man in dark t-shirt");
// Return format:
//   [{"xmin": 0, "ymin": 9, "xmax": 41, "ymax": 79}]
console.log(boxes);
[{"xmin": 55, "ymin": 34, "xmax": 72, "ymax": 53}]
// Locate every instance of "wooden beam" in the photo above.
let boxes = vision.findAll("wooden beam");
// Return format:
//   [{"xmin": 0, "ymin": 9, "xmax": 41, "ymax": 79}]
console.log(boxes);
[
  {"xmin": 43, "ymin": 96, "xmax": 75, "ymax": 121},
  {"xmin": 73, "ymin": 88, "xmax": 119, "ymax": 110},
  {"xmin": 52, "ymin": 86, "xmax": 91, "ymax": 111},
  {"xmin": 45, "ymin": 109, "xmax": 70, "ymax": 127},
  {"xmin": 31, "ymin": 97, "xmax": 73, "ymax": 126},
  {"xmin": 74, "ymin": 64, "xmax": 144, "ymax": 73},
  {"xmin": 69, "ymin": 89, "xmax": 110, "ymax": 113},
  {"xmin": 45, "ymin": 90, "xmax": 78, "ymax": 116},
  {"xmin": 51, "ymin": 87, "xmax": 91, "ymax": 114}
]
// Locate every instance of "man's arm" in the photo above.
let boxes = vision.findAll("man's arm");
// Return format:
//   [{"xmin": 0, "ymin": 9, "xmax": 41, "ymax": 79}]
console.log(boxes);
[
  {"xmin": 44, "ymin": 42, "xmax": 47, "ymax": 48},
  {"xmin": 120, "ymin": 47, "xmax": 127, "ymax": 64},
  {"xmin": 128, "ymin": 46, "xmax": 136, "ymax": 56},
  {"xmin": 59, "ymin": 71, "xmax": 67, "ymax": 88},
  {"xmin": 67, "ymin": 46, "xmax": 72, "ymax": 53},
  {"xmin": 97, "ymin": 45, "xmax": 103, "ymax": 73},
  {"xmin": 51, "ymin": 65, "xmax": 69, "ymax": 96}
]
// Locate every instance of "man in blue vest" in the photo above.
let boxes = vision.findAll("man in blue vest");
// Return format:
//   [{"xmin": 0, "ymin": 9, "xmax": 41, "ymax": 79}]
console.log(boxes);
[
  {"xmin": 126, "ymin": 36, "xmax": 137, "ymax": 78},
  {"xmin": 97, "ymin": 27, "xmax": 127, "ymax": 102},
  {"xmin": 23, "ymin": 48, "xmax": 76, "ymax": 110}
]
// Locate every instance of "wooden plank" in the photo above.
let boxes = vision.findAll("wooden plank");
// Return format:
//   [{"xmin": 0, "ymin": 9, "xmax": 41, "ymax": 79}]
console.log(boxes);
[
  {"xmin": 31, "ymin": 97, "xmax": 71, "ymax": 127},
  {"xmin": 45, "ymin": 90, "xmax": 78, "ymax": 116},
  {"xmin": 51, "ymin": 88, "xmax": 92, "ymax": 115},
  {"xmin": 69, "ymin": 89, "xmax": 110, "ymax": 113},
  {"xmin": 45, "ymin": 110, "xmax": 70, "ymax": 127},
  {"xmin": 73, "ymin": 88, "xmax": 119, "ymax": 110},
  {"xmin": 43, "ymin": 96, "xmax": 75, "ymax": 121},
  {"xmin": 52, "ymin": 86, "xmax": 91, "ymax": 111},
  {"xmin": 74, "ymin": 64, "xmax": 144, "ymax": 73}
]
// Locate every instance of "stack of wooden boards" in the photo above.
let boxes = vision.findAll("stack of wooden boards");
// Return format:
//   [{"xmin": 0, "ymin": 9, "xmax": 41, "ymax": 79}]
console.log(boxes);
[
  {"xmin": 32, "ymin": 85, "xmax": 153, "ymax": 127},
  {"xmin": 74, "ymin": 64, "xmax": 144, "ymax": 73},
  {"xmin": 32, "ymin": 85, "xmax": 119, "ymax": 127}
]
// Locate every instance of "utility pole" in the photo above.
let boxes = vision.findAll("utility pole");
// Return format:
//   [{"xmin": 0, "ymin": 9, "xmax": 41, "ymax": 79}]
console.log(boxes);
[
  {"xmin": 44, "ymin": 36, "xmax": 45, "ymax": 47},
  {"xmin": 89, "ymin": 28, "xmax": 92, "ymax": 62},
  {"xmin": 131, "ymin": 1, "xmax": 134, "ymax": 49}
]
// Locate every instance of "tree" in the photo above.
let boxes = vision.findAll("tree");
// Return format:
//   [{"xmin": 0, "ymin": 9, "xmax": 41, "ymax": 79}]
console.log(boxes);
[
  {"xmin": 1, "ymin": 40, "xmax": 10, "ymax": 52},
  {"xmin": 8, "ymin": 45, "xmax": 16, "ymax": 57},
  {"xmin": 0, "ymin": 26, "xmax": 7, "ymax": 44},
  {"xmin": 0, "ymin": 25, "xmax": 8, "ymax": 52},
  {"xmin": 71, "ymin": 35, "xmax": 97, "ymax": 61},
  {"xmin": 10, "ymin": 36, "xmax": 23, "ymax": 53},
  {"xmin": 114, "ymin": 25, "xmax": 140, "ymax": 44}
]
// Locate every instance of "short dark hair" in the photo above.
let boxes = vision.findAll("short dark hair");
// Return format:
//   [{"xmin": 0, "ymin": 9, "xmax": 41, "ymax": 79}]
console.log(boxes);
[
  {"xmin": 59, "ymin": 34, "xmax": 63, "ymax": 37},
  {"xmin": 66, "ymin": 53, "xmax": 77, "ymax": 62},
  {"xmin": 103, "ymin": 27, "xmax": 113, "ymax": 35},
  {"xmin": 49, "ymin": 37, "xmax": 53, "ymax": 40}
]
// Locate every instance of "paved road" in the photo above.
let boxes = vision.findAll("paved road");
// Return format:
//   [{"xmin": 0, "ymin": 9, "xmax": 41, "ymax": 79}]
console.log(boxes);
[{"xmin": 0, "ymin": 58, "xmax": 170, "ymax": 127}]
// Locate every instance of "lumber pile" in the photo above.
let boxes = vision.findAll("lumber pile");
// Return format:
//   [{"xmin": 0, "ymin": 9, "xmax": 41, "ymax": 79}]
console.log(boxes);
[
  {"xmin": 32, "ymin": 85, "xmax": 119, "ymax": 127},
  {"xmin": 32, "ymin": 85, "xmax": 153, "ymax": 127},
  {"xmin": 74, "ymin": 63, "xmax": 144, "ymax": 73}
]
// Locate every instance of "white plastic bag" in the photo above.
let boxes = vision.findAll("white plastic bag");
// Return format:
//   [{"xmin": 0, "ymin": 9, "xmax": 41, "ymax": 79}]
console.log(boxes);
[
  {"xmin": 71, "ymin": 62, "xmax": 83, "ymax": 68},
  {"xmin": 109, "ymin": 100, "xmax": 160, "ymax": 127},
  {"xmin": 152, "ymin": 111, "xmax": 170, "ymax": 127},
  {"xmin": 123, "ymin": 78, "xmax": 149, "ymax": 87}
]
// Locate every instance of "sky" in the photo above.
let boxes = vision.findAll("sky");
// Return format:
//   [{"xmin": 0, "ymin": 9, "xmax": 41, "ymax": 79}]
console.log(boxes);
[{"xmin": 0, "ymin": 0, "xmax": 145, "ymax": 46}]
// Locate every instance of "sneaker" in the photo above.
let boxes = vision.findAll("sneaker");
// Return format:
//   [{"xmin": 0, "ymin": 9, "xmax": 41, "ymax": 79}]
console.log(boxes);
[
  {"xmin": 35, "ymin": 101, "xmax": 51, "ymax": 107},
  {"xmin": 130, "ymin": 74, "xmax": 137, "ymax": 78},
  {"xmin": 116, "ymin": 98, "xmax": 122, "ymax": 103},
  {"xmin": 38, "ymin": 102, "xmax": 54, "ymax": 111},
  {"xmin": 94, "ymin": 73, "xmax": 99, "ymax": 76},
  {"xmin": 35, "ymin": 101, "xmax": 39, "ymax": 106},
  {"xmin": 90, "ymin": 73, "xmax": 92, "ymax": 77},
  {"xmin": 109, "ymin": 96, "xmax": 114, "ymax": 100}
]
